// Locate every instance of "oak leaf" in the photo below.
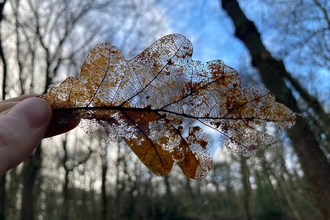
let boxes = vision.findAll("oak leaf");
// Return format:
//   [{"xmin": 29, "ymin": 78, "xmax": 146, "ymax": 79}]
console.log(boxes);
[{"xmin": 40, "ymin": 34, "xmax": 296, "ymax": 178}]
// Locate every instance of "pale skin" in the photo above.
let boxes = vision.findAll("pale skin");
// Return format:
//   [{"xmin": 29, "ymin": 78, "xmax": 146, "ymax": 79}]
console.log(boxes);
[{"xmin": 0, "ymin": 94, "xmax": 80, "ymax": 175}]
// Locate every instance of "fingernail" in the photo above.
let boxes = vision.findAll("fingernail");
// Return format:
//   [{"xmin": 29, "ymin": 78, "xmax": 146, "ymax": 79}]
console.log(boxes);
[{"xmin": 9, "ymin": 98, "xmax": 51, "ymax": 128}]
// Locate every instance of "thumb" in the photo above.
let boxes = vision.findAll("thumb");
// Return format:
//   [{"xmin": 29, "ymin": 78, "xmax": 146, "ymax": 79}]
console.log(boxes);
[{"xmin": 0, "ymin": 98, "xmax": 52, "ymax": 174}]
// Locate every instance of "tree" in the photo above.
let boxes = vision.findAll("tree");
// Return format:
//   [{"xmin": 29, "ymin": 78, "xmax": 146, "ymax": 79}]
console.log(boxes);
[
  {"xmin": 1, "ymin": 0, "xmax": 169, "ymax": 218},
  {"xmin": 5, "ymin": 1, "xmax": 108, "ymax": 219},
  {"xmin": 220, "ymin": 0, "xmax": 330, "ymax": 219},
  {"xmin": 100, "ymin": 142, "xmax": 108, "ymax": 220},
  {"xmin": 0, "ymin": 0, "xmax": 7, "ymax": 100},
  {"xmin": 3, "ymin": 0, "xmax": 329, "ymax": 219},
  {"xmin": 0, "ymin": 2, "xmax": 8, "ymax": 218},
  {"xmin": 240, "ymin": 156, "xmax": 253, "ymax": 220}
]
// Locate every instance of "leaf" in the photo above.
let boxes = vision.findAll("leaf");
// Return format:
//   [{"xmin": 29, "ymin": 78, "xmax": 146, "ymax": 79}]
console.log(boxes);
[{"xmin": 40, "ymin": 34, "xmax": 296, "ymax": 178}]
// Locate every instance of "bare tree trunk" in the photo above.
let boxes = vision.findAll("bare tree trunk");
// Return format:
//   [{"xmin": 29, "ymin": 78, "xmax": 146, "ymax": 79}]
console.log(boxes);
[
  {"xmin": 185, "ymin": 176, "xmax": 197, "ymax": 211},
  {"xmin": 60, "ymin": 134, "xmax": 93, "ymax": 220},
  {"xmin": 0, "ymin": 0, "xmax": 7, "ymax": 100},
  {"xmin": 274, "ymin": 147, "xmax": 303, "ymax": 220},
  {"xmin": 7, "ymin": 168, "xmax": 20, "ymax": 219},
  {"xmin": 240, "ymin": 156, "xmax": 253, "ymax": 220},
  {"xmin": 225, "ymin": 159, "xmax": 238, "ymax": 215},
  {"xmin": 62, "ymin": 136, "xmax": 70, "ymax": 220},
  {"xmin": 0, "ymin": 175, "xmax": 5, "ymax": 220},
  {"xmin": 276, "ymin": 172, "xmax": 303, "ymax": 220},
  {"xmin": 0, "ymin": 36, "xmax": 6, "ymax": 100},
  {"xmin": 164, "ymin": 174, "xmax": 172, "ymax": 198},
  {"xmin": 1, "ymin": 2, "xmax": 9, "ymax": 217},
  {"xmin": 220, "ymin": 1, "xmax": 330, "ymax": 219},
  {"xmin": 115, "ymin": 145, "xmax": 122, "ymax": 219},
  {"xmin": 21, "ymin": 145, "xmax": 42, "ymax": 220},
  {"xmin": 0, "ymin": 20, "xmax": 7, "ymax": 220},
  {"xmin": 100, "ymin": 143, "xmax": 108, "ymax": 220}
]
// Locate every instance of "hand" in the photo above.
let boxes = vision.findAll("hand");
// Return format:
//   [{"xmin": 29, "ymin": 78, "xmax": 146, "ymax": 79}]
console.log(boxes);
[{"xmin": 0, "ymin": 95, "xmax": 80, "ymax": 175}]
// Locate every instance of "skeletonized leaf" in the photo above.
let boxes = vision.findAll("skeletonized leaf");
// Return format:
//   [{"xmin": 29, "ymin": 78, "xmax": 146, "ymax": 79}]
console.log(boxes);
[{"xmin": 40, "ymin": 34, "xmax": 296, "ymax": 178}]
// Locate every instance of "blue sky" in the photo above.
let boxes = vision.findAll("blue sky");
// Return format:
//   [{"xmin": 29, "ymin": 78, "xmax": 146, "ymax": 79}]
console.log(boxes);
[
  {"xmin": 158, "ymin": 0, "xmax": 330, "ymax": 106},
  {"xmin": 158, "ymin": 0, "xmax": 248, "ymax": 69},
  {"xmin": 153, "ymin": 0, "xmax": 330, "ymax": 157},
  {"xmin": 153, "ymin": 0, "xmax": 259, "ymax": 155},
  {"xmin": 156, "ymin": 0, "xmax": 268, "ymax": 90}
]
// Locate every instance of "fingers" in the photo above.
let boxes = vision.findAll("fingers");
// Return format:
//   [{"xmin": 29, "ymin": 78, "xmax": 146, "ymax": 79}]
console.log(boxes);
[
  {"xmin": 1, "ymin": 94, "xmax": 39, "ymax": 102},
  {"xmin": 0, "ymin": 101, "xmax": 19, "ymax": 113},
  {"xmin": 0, "ymin": 95, "xmax": 81, "ymax": 175},
  {"xmin": 0, "ymin": 98, "xmax": 52, "ymax": 175},
  {"xmin": 0, "ymin": 95, "xmax": 81, "ymax": 139},
  {"xmin": 0, "ymin": 94, "xmax": 39, "ymax": 113}
]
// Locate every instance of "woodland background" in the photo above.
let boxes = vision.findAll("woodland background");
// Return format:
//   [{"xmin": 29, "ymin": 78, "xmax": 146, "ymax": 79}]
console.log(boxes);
[{"xmin": 1, "ymin": 0, "xmax": 330, "ymax": 219}]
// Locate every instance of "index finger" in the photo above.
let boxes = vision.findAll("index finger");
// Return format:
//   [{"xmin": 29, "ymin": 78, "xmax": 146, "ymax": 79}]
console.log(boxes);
[
  {"xmin": 1, "ymin": 95, "xmax": 81, "ymax": 138},
  {"xmin": 2, "ymin": 94, "xmax": 39, "ymax": 102}
]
